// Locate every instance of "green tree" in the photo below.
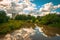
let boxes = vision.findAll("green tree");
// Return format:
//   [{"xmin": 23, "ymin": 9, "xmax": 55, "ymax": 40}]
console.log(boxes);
[
  {"xmin": 15, "ymin": 15, "xmax": 36, "ymax": 22},
  {"xmin": 40, "ymin": 13, "xmax": 60, "ymax": 25},
  {"xmin": 15, "ymin": 15, "xmax": 27, "ymax": 20},
  {"xmin": 0, "ymin": 10, "xmax": 9, "ymax": 23}
]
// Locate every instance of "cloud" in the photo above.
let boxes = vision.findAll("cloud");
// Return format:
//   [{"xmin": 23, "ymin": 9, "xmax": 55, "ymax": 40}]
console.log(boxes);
[
  {"xmin": 39, "ymin": 2, "xmax": 60, "ymax": 16},
  {"xmin": 0, "ymin": 0, "xmax": 60, "ymax": 17},
  {"xmin": 39, "ymin": 2, "xmax": 60, "ymax": 12},
  {"xmin": 0, "ymin": 0, "xmax": 37, "ymax": 17},
  {"xmin": 0, "ymin": 0, "xmax": 3, "ymax": 1},
  {"xmin": 39, "ymin": 2, "xmax": 53, "ymax": 12},
  {"xmin": 23, "ymin": 3, "xmax": 36, "ymax": 11},
  {"xmin": 53, "ymin": 5, "xmax": 60, "ymax": 10}
]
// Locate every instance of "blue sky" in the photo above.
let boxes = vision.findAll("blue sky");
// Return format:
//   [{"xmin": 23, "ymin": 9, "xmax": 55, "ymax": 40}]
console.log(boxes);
[
  {"xmin": 30, "ymin": 0, "xmax": 60, "ymax": 12},
  {"xmin": 0, "ymin": 0, "xmax": 60, "ymax": 14}
]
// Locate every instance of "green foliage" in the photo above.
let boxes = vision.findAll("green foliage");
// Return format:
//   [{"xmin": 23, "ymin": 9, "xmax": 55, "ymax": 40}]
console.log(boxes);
[
  {"xmin": 15, "ymin": 15, "xmax": 36, "ymax": 23},
  {"xmin": 37, "ymin": 16, "xmax": 41, "ymax": 21},
  {"xmin": 40, "ymin": 13, "xmax": 60, "ymax": 27},
  {"xmin": 0, "ymin": 20, "xmax": 35, "ymax": 35},
  {"xmin": 0, "ymin": 10, "xmax": 9, "ymax": 23},
  {"xmin": 1, "ymin": 12, "xmax": 60, "ymax": 35},
  {"xmin": 0, "ymin": 20, "xmax": 24, "ymax": 34},
  {"xmin": 15, "ymin": 15, "xmax": 27, "ymax": 20}
]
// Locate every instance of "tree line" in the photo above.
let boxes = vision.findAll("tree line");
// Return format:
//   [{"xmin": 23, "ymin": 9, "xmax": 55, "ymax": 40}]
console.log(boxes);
[
  {"xmin": 0, "ymin": 10, "xmax": 60, "ymax": 34},
  {"xmin": 0, "ymin": 10, "xmax": 60, "ymax": 27}
]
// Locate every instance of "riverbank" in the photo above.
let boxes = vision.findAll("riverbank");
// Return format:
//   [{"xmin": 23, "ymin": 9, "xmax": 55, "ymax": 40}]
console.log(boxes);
[
  {"xmin": 0, "ymin": 20, "xmax": 35, "ymax": 35},
  {"xmin": 0, "ymin": 20, "xmax": 60, "ymax": 39},
  {"xmin": 0, "ymin": 25, "xmax": 60, "ymax": 40},
  {"xmin": 42, "ymin": 26, "xmax": 60, "ymax": 37},
  {"xmin": 37, "ymin": 24, "xmax": 60, "ymax": 37}
]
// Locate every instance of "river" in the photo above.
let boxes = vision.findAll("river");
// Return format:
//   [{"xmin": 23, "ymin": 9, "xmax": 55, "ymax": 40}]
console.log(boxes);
[{"xmin": 0, "ymin": 25, "xmax": 60, "ymax": 40}]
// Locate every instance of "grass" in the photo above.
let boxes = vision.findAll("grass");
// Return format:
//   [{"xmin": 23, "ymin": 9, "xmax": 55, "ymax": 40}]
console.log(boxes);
[
  {"xmin": 0, "ymin": 19, "xmax": 60, "ymax": 37},
  {"xmin": 48, "ymin": 23, "xmax": 60, "ymax": 28},
  {"xmin": 0, "ymin": 20, "xmax": 35, "ymax": 35}
]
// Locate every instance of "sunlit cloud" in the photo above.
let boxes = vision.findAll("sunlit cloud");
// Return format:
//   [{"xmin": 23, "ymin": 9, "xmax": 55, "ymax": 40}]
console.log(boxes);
[
  {"xmin": 0, "ymin": 0, "xmax": 60, "ymax": 17},
  {"xmin": 39, "ymin": 2, "xmax": 60, "ymax": 16},
  {"xmin": 0, "ymin": 0, "xmax": 3, "ymax": 1}
]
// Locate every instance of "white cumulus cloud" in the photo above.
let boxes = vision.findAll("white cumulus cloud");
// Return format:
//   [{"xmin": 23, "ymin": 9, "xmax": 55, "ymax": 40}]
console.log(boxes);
[
  {"xmin": 0, "ymin": 0, "xmax": 37, "ymax": 16},
  {"xmin": 39, "ymin": 2, "xmax": 60, "ymax": 16}
]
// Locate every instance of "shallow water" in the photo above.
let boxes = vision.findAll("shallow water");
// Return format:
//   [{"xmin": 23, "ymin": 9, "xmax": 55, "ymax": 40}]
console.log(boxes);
[
  {"xmin": 1, "ymin": 26, "xmax": 60, "ymax": 40},
  {"xmin": 30, "ymin": 27, "xmax": 60, "ymax": 40}
]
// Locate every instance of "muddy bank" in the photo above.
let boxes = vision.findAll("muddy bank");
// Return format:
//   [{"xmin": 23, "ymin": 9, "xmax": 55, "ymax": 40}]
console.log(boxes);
[{"xmin": 42, "ymin": 26, "xmax": 60, "ymax": 37}]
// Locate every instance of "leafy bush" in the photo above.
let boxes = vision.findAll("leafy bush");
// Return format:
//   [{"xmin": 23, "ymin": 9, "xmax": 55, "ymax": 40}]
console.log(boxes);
[
  {"xmin": 15, "ymin": 15, "xmax": 36, "ymax": 23},
  {"xmin": 0, "ymin": 10, "xmax": 9, "ymax": 23},
  {"xmin": 40, "ymin": 13, "xmax": 60, "ymax": 27}
]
